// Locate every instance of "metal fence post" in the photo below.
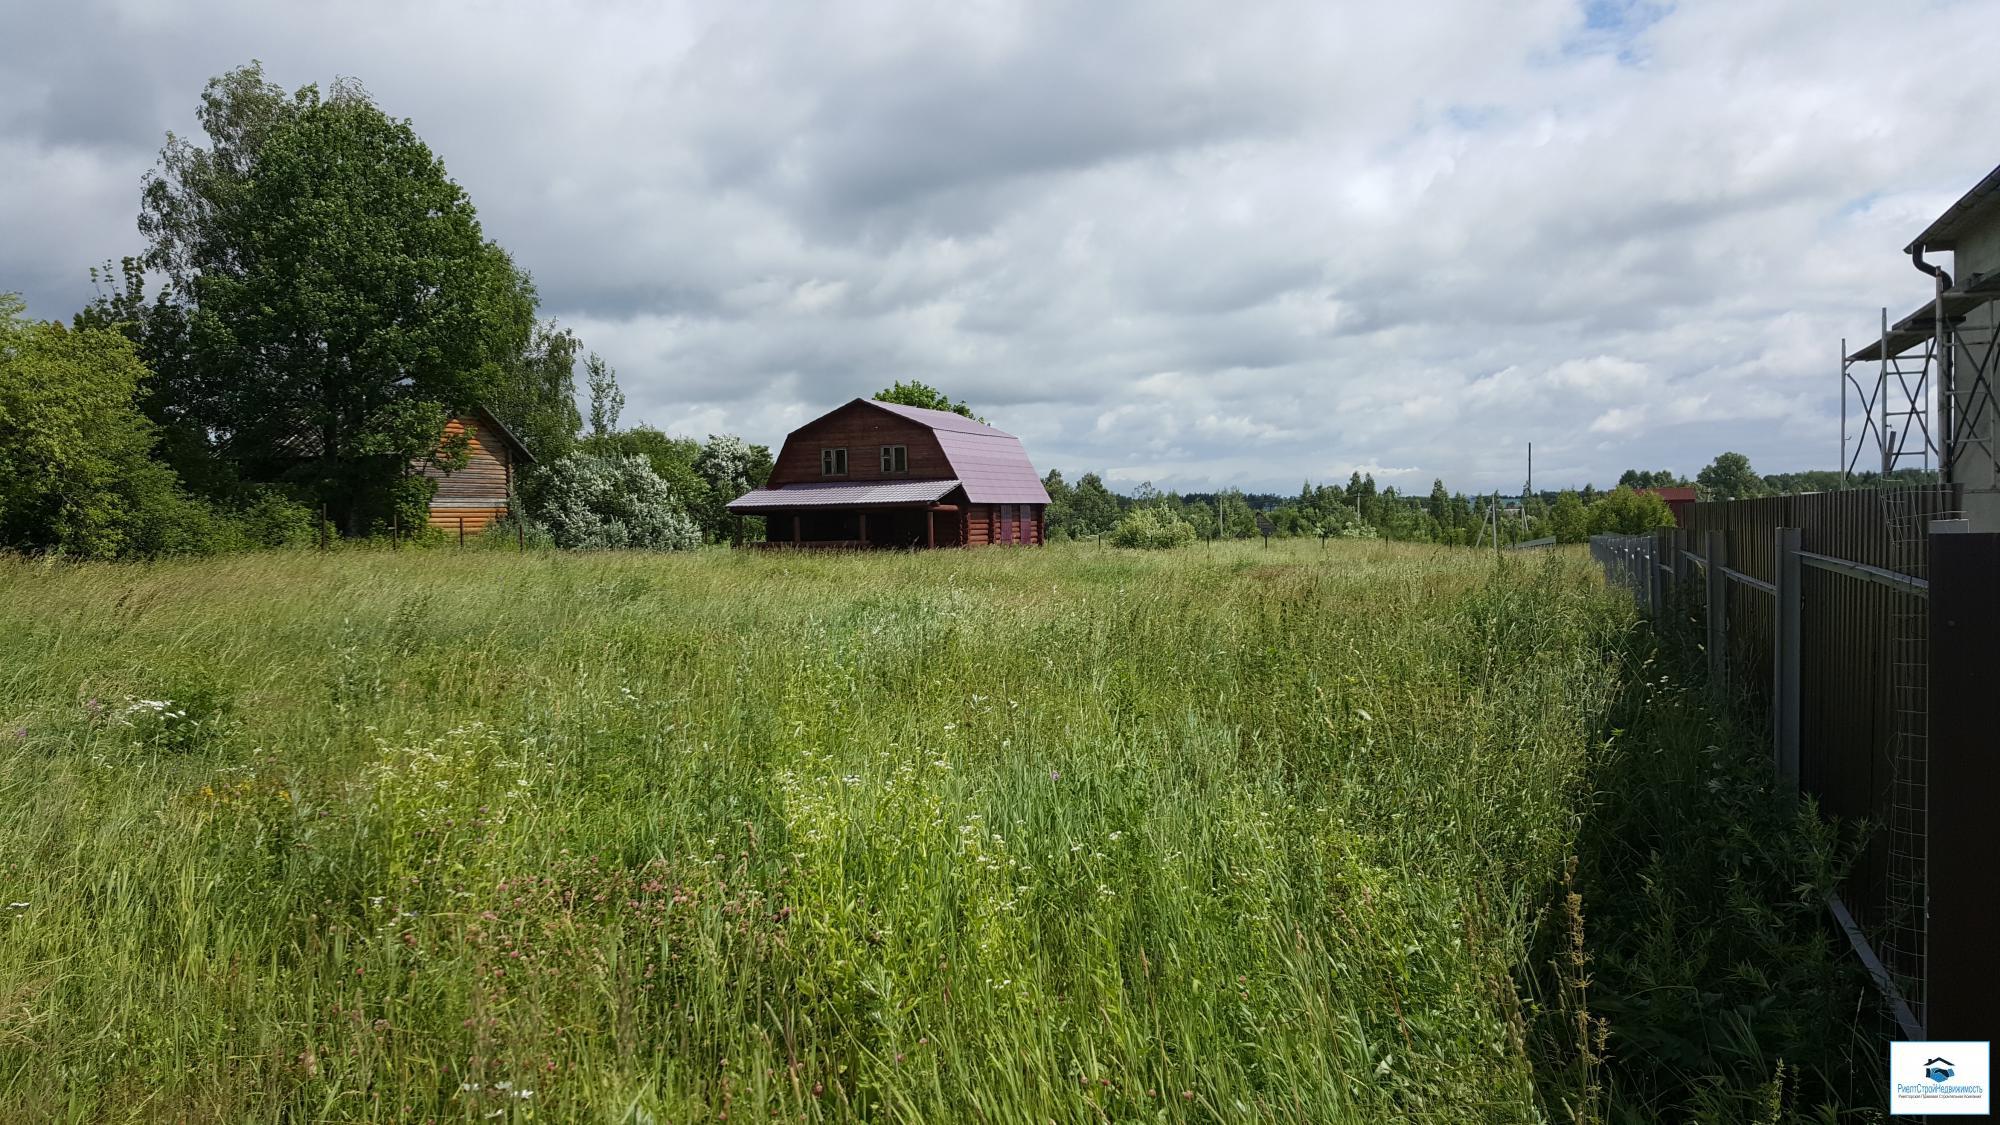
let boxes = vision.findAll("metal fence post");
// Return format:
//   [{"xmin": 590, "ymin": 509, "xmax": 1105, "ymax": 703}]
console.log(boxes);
[
  {"xmin": 1926, "ymin": 527, "xmax": 1999, "ymax": 1041},
  {"xmin": 1648, "ymin": 532, "xmax": 1664, "ymax": 612},
  {"xmin": 1704, "ymin": 529, "xmax": 1729, "ymax": 693},
  {"xmin": 1772, "ymin": 527, "xmax": 1802, "ymax": 793}
]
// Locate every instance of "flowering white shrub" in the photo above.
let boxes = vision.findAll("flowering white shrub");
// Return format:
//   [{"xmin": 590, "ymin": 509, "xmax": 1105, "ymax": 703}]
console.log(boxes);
[{"xmin": 521, "ymin": 453, "xmax": 701, "ymax": 551}]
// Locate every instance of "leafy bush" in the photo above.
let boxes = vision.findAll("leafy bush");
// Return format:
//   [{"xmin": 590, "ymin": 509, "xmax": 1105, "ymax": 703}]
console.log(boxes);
[
  {"xmin": 1109, "ymin": 506, "xmax": 1197, "ymax": 548},
  {"xmin": 1588, "ymin": 486, "xmax": 1676, "ymax": 535},
  {"xmin": 476, "ymin": 514, "xmax": 554, "ymax": 550},
  {"xmin": 519, "ymin": 452, "xmax": 700, "ymax": 550},
  {"xmin": 0, "ymin": 295, "xmax": 231, "ymax": 559},
  {"xmin": 231, "ymin": 486, "xmax": 320, "ymax": 547}
]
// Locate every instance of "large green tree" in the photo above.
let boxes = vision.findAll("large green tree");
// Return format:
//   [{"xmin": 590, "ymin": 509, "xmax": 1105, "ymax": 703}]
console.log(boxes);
[
  {"xmin": 128, "ymin": 63, "xmax": 581, "ymax": 531},
  {"xmin": 585, "ymin": 352, "xmax": 624, "ymax": 438},
  {"xmin": 1696, "ymin": 452, "xmax": 1763, "ymax": 501},
  {"xmin": 1547, "ymin": 491, "xmax": 1590, "ymax": 544},
  {"xmin": 485, "ymin": 314, "xmax": 584, "ymax": 464},
  {"xmin": 1067, "ymin": 472, "xmax": 1124, "ymax": 537}
]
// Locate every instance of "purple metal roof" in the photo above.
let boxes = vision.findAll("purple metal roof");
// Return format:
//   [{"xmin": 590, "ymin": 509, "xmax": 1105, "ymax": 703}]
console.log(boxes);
[
  {"xmin": 857, "ymin": 400, "xmax": 1050, "ymax": 504},
  {"xmin": 931, "ymin": 429, "xmax": 1051, "ymax": 504},
  {"xmin": 727, "ymin": 478, "xmax": 961, "ymax": 512}
]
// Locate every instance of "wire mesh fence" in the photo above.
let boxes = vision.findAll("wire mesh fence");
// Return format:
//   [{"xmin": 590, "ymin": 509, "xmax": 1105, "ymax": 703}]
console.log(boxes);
[{"xmin": 1590, "ymin": 486, "xmax": 1962, "ymax": 1038}]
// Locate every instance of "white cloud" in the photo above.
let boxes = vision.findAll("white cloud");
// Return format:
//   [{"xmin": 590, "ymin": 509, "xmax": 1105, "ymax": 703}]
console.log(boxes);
[{"xmin": 2, "ymin": 0, "xmax": 1993, "ymax": 491}]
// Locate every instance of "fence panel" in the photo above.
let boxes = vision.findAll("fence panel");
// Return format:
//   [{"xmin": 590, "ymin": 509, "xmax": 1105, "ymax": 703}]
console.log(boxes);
[{"xmin": 1600, "ymin": 486, "xmax": 1962, "ymax": 1037}]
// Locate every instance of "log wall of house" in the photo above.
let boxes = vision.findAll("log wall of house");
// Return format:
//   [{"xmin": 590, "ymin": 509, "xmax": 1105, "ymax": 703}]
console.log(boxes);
[
  {"xmin": 769, "ymin": 404, "xmax": 951, "ymax": 486},
  {"xmin": 960, "ymin": 503, "xmax": 1045, "ymax": 545},
  {"xmin": 422, "ymin": 418, "xmax": 513, "ymax": 533}
]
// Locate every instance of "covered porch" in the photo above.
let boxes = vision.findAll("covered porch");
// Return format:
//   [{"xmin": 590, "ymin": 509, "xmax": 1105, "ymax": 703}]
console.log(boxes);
[
  {"xmin": 726, "ymin": 478, "xmax": 969, "ymax": 549},
  {"xmin": 754, "ymin": 504, "xmax": 964, "ymax": 549}
]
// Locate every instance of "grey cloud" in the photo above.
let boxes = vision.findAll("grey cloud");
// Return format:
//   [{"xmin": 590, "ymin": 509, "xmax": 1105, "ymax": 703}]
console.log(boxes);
[{"xmin": 4, "ymin": 0, "xmax": 1996, "ymax": 493}]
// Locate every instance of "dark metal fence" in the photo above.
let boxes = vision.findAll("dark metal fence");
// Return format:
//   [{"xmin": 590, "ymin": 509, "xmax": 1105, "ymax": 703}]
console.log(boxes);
[{"xmin": 1590, "ymin": 487, "xmax": 1996, "ymax": 1042}]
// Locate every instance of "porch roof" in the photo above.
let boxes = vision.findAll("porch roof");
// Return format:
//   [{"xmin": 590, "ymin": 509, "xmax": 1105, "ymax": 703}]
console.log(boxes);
[{"xmin": 726, "ymin": 478, "xmax": 962, "ymax": 512}]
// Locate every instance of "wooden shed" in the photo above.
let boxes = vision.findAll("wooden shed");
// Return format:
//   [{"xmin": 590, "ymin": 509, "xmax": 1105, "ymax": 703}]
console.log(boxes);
[
  {"xmin": 727, "ymin": 399, "xmax": 1050, "ymax": 547},
  {"xmin": 417, "ymin": 406, "xmax": 534, "ymax": 534}
]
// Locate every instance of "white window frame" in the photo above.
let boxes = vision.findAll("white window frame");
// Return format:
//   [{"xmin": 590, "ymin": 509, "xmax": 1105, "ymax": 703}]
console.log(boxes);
[
  {"xmin": 821, "ymin": 448, "xmax": 848, "ymax": 476},
  {"xmin": 880, "ymin": 444, "xmax": 907, "ymax": 473}
]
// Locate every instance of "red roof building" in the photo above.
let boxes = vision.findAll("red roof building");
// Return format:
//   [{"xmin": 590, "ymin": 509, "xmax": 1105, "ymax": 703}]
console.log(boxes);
[
  {"xmin": 727, "ymin": 398, "xmax": 1050, "ymax": 547},
  {"xmin": 1640, "ymin": 486, "xmax": 1697, "ymax": 527}
]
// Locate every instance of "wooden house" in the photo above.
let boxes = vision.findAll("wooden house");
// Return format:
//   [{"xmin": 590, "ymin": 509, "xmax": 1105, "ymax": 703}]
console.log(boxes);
[
  {"xmin": 727, "ymin": 399, "xmax": 1050, "ymax": 547},
  {"xmin": 416, "ymin": 406, "xmax": 534, "ymax": 534}
]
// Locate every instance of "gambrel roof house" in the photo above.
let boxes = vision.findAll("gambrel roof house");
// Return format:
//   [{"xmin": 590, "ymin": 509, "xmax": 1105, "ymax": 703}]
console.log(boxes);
[{"xmin": 727, "ymin": 398, "xmax": 1050, "ymax": 547}]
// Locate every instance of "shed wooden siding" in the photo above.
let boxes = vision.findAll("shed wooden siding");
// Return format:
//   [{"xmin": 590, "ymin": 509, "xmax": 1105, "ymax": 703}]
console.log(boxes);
[
  {"xmin": 423, "ymin": 417, "xmax": 514, "ymax": 533},
  {"xmin": 767, "ymin": 404, "xmax": 950, "ymax": 486}
]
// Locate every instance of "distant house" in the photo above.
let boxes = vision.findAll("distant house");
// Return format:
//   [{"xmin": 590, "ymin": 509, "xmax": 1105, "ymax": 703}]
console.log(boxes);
[
  {"xmin": 416, "ymin": 406, "xmax": 534, "ymax": 534},
  {"xmin": 1640, "ymin": 486, "xmax": 1696, "ymax": 526},
  {"xmin": 726, "ymin": 398, "xmax": 1050, "ymax": 547}
]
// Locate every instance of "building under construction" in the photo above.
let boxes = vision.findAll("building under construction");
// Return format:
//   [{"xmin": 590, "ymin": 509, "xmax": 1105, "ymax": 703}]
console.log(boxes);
[{"xmin": 1842, "ymin": 162, "xmax": 2000, "ymax": 531}]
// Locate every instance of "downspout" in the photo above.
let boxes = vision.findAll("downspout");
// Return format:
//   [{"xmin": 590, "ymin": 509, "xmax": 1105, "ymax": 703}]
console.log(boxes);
[
  {"xmin": 1912, "ymin": 243, "xmax": 1954, "ymax": 479},
  {"xmin": 1910, "ymin": 244, "xmax": 1951, "ymax": 291}
]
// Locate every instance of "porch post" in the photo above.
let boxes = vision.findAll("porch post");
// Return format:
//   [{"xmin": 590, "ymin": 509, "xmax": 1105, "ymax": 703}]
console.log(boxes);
[
  {"xmin": 858, "ymin": 511, "xmax": 868, "ymax": 545},
  {"xmin": 792, "ymin": 514, "xmax": 800, "ymax": 545},
  {"xmin": 927, "ymin": 508, "xmax": 936, "ymax": 548}
]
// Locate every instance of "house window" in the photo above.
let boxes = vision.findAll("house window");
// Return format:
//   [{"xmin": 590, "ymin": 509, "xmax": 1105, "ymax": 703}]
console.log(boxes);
[
  {"xmin": 880, "ymin": 445, "xmax": 907, "ymax": 473},
  {"xmin": 821, "ymin": 448, "xmax": 848, "ymax": 476}
]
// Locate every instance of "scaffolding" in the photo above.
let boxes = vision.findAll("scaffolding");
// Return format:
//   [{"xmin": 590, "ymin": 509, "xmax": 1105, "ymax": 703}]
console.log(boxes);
[{"xmin": 1841, "ymin": 271, "xmax": 2000, "ymax": 487}]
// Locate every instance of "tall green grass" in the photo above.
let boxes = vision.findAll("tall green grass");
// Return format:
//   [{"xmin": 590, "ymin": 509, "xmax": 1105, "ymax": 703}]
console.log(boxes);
[{"xmin": 0, "ymin": 541, "xmax": 1776, "ymax": 1120}]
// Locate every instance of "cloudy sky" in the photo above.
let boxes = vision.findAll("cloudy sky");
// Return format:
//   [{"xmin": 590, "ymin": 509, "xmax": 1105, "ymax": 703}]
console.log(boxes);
[{"xmin": 5, "ymin": 1, "xmax": 1997, "ymax": 493}]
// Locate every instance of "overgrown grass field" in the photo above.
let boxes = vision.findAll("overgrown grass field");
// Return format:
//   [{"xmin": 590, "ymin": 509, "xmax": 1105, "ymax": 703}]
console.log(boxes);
[{"xmin": 0, "ymin": 542, "xmax": 1861, "ymax": 1121}]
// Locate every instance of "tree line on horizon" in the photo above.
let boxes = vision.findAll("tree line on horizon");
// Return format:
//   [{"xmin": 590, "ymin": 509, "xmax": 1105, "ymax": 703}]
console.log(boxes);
[{"xmin": 1041, "ymin": 449, "xmax": 1939, "ymax": 548}]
